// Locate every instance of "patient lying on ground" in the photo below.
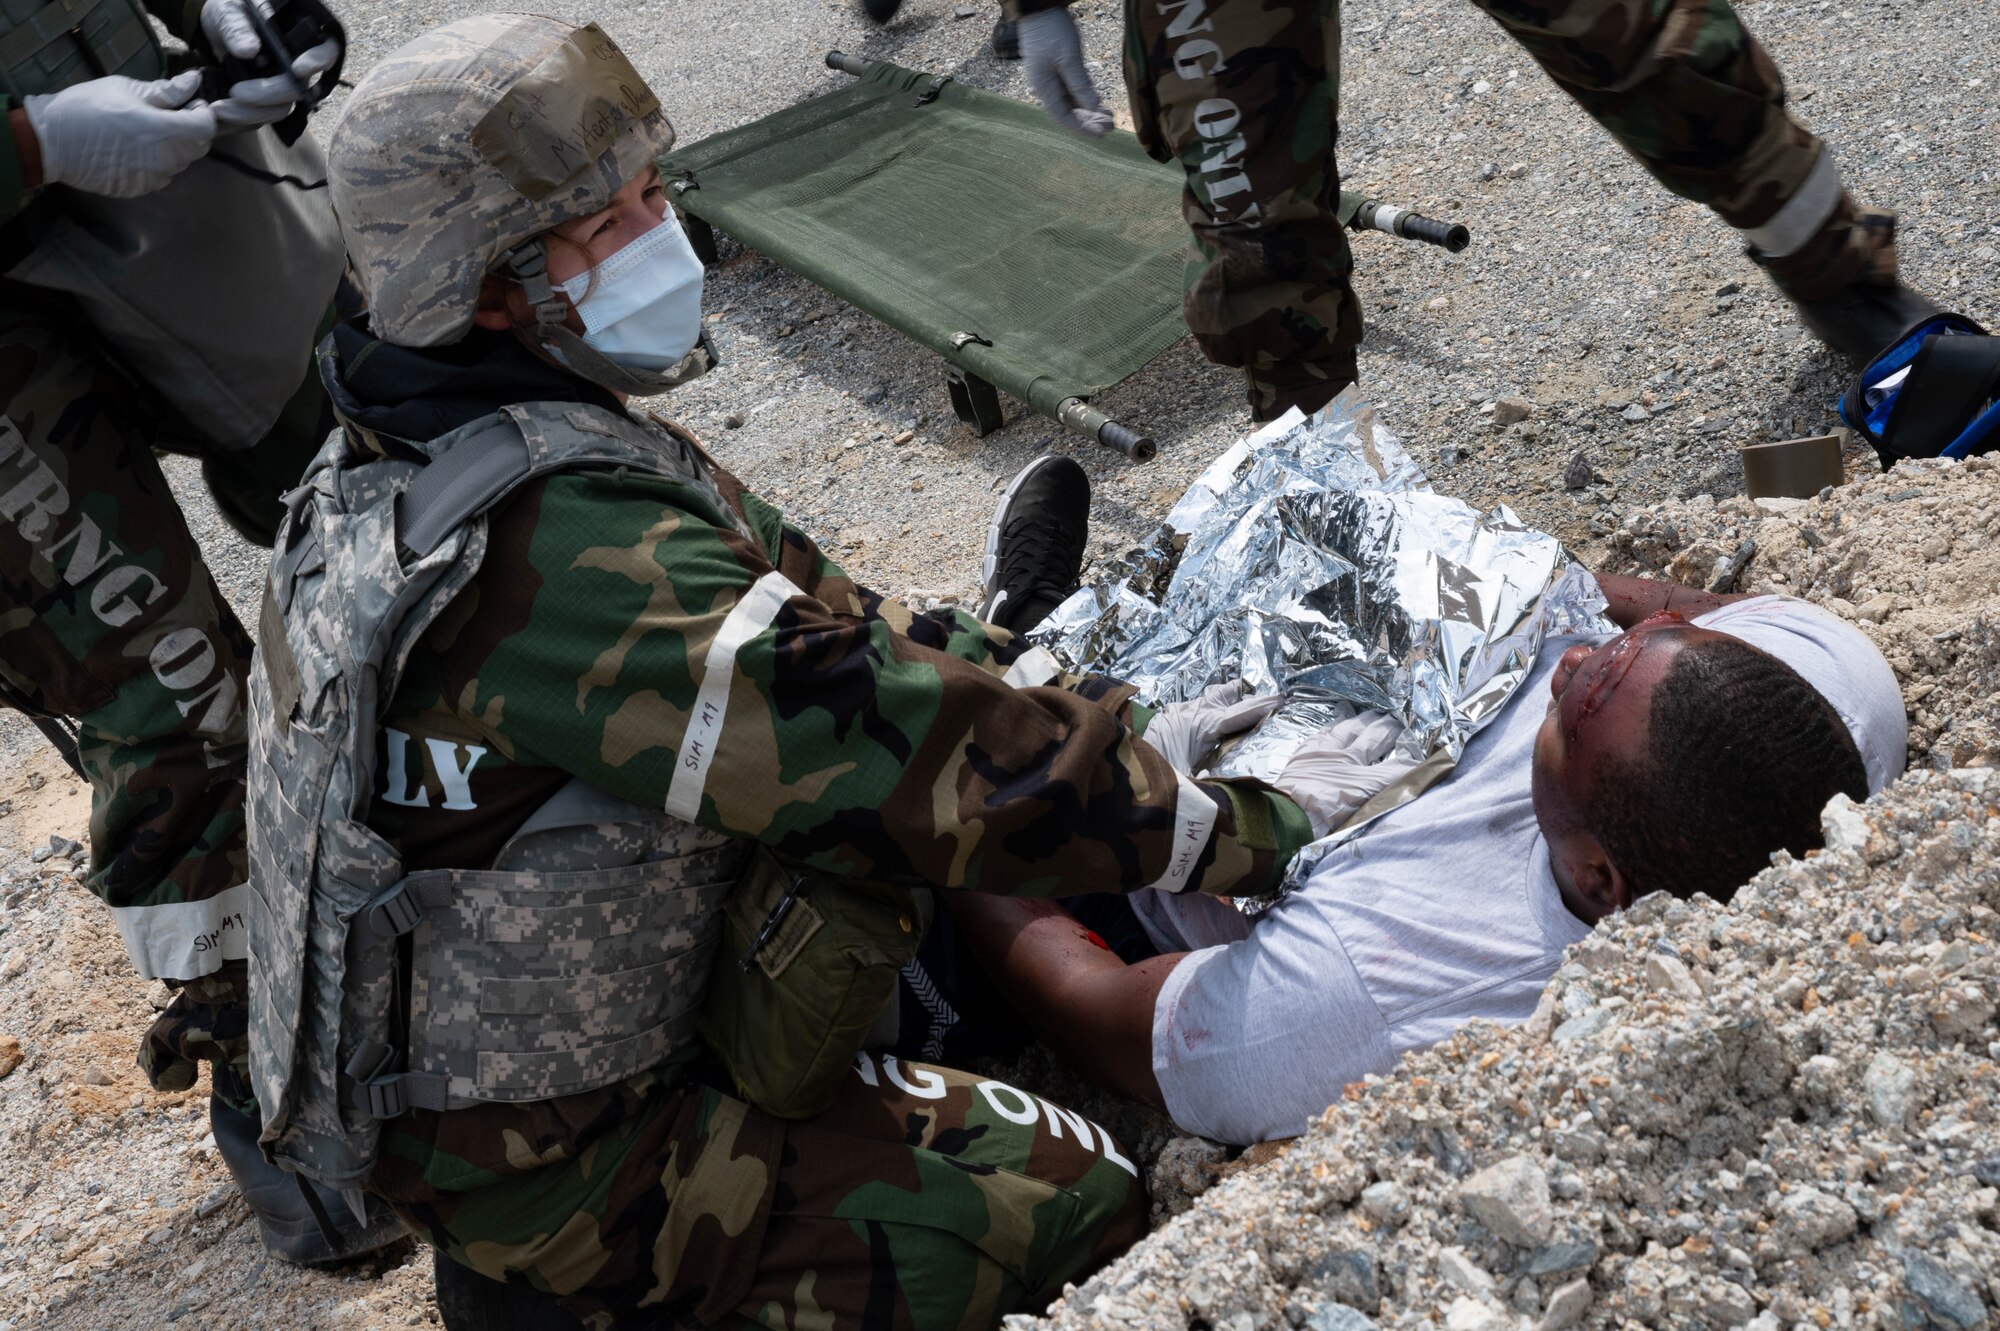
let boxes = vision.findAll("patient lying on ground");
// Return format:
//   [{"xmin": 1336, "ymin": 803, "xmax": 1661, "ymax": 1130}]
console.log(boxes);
[{"xmin": 906, "ymin": 573, "xmax": 1907, "ymax": 1145}]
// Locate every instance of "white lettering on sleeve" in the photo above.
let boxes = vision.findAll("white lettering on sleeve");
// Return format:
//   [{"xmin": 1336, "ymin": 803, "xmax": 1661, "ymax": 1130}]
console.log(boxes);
[
  {"xmin": 1147, "ymin": 770, "xmax": 1219, "ymax": 894},
  {"xmin": 665, "ymin": 571, "xmax": 804, "ymax": 821},
  {"xmin": 89, "ymin": 565, "xmax": 166, "ymax": 627},
  {"xmin": 882, "ymin": 1055, "xmax": 948, "ymax": 1101},
  {"xmin": 0, "ymin": 460, "xmax": 69, "ymax": 542},
  {"xmin": 1157, "ymin": 0, "xmax": 1212, "ymax": 40},
  {"xmin": 108, "ymin": 882, "xmax": 255, "ymax": 979},
  {"xmin": 1038, "ymin": 1096, "xmax": 1094, "ymax": 1144},
  {"xmin": 976, "ymin": 1079, "xmax": 1042, "ymax": 1126},
  {"xmin": 43, "ymin": 516, "xmax": 122, "ymax": 586},
  {"xmin": 1095, "ymin": 1121, "xmax": 1140, "ymax": 1177}
]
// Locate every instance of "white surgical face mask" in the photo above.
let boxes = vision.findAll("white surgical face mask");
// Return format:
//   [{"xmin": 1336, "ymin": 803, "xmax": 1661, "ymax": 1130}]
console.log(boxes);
[{"xmin": 555, "ymin": 211, "xmax": 705, "ymax": 369}]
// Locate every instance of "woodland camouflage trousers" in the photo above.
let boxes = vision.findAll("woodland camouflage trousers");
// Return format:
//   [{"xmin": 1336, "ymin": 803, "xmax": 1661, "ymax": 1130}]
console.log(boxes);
[
  {"xmin": 0, "ymin": 285, "xmax": 326, "ymax": 1096},
  {"xmin": 1123, "ymin": 0, "xmax": 1896, "ymax": 417},
  {"xmin": 404, "ymin": 1054, "xmax": 1149, "ymax": 1331}
]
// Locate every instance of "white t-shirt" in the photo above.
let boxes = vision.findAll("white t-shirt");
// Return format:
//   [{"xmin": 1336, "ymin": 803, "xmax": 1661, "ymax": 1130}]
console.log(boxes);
[{"xmin": 1147, "ymin": 596, "xmax": 1906, "ymax": 1145}]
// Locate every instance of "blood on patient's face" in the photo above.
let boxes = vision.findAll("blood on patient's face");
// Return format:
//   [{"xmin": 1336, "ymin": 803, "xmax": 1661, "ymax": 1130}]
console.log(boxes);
[{"xmin": 1529, "ymin": 616, "xmax": 1738, "ymax": 918}]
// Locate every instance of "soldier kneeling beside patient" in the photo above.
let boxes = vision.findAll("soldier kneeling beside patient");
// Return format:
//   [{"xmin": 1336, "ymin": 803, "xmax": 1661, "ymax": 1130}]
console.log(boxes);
[{"xmin": 247, "ymin": 13, "xmax": 1908, "ymax": 1330}]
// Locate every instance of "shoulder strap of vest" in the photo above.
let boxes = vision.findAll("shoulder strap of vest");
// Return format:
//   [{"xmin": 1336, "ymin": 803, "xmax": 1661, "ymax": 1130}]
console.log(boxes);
[
  {"xmin": 394, "ymin": 404, "xmax": 744, "ymax": 560},
  {"xmin": 396, "ymin": 420, "xmax": 534, "ymax": 559}
]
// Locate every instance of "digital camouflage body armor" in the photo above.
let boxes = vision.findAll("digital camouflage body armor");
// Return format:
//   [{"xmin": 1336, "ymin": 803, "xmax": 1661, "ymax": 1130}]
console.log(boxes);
[{"xmin": 246, "ymin": 400, "xmax": 755, "ymax": 1197}]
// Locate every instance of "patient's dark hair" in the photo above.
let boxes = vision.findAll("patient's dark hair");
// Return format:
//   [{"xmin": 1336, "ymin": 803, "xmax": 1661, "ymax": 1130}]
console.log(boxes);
[{"xmin": 1587, "ymin": 636, "xmax": 1868, "ymax": 904}]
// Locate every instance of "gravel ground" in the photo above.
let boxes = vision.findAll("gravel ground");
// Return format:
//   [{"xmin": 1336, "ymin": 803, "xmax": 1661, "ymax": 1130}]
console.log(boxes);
[{"xmin": 1, "ymin": 0, "xmax": 1996, "ymax": 1326}]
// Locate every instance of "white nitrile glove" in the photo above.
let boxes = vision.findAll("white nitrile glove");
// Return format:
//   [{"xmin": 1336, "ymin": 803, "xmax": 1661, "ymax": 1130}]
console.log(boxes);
[
  {"xmin": 201, "ymin": 0, "xmax": 270, "ymax": 61},
  {"xmin": 210, "ymin": 36, "xmax": 341, "ymax": 129},
  {"xmin": 22, "ymin": 72, "xmax": 216, "ymax": 198},
  {"xmin": 1017, "ymin": 7, "xmax": 1113, "ymax": 138},
  {"xmin": 1142, "ymin": 680, "xmax": 1283, "ymax": 775},
  {"xmin": 1274, "ymin": 707, "xmax": 1421, "ymax": 837}
]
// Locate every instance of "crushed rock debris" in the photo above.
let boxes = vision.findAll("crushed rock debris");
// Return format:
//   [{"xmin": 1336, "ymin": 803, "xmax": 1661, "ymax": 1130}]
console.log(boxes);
[
  {"xmin": 1028, "ymin": 454, "xmax": 2000, "ymax": 1331},
  {"xmin": 1033, "ymin": 773, "xmax": 2000, "ymax": 1331}
]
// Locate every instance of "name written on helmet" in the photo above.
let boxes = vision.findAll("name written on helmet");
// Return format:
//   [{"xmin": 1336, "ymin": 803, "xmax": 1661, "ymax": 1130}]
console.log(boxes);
[{"xmin": 0, "ymin": 415, "xmax": 241, "ymax": 768}]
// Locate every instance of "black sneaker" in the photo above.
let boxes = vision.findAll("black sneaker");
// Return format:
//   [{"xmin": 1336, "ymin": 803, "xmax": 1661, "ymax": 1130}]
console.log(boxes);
[
  {"xmin": 992, "ymin": 17, "xmax": 1020, "ymax": 59},
  {"xmin": 209, "ymin": 1093, "xmax": 409, "ymax": 1266},
  {"xmin": 981, "ymin": 455, "xmax": 1090, "ymax": 635}
]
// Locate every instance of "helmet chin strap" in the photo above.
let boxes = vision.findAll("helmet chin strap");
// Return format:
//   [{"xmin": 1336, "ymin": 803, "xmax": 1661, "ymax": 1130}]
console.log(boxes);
[{"xmin": 503, "ymin": 240, "xmax": 717, "ymax": 397}]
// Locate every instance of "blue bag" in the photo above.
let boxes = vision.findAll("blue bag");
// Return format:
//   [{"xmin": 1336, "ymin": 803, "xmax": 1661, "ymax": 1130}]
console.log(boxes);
[{"xmin": 1840, "ymin": 313, "xmax": 2000, "ymax": 465}]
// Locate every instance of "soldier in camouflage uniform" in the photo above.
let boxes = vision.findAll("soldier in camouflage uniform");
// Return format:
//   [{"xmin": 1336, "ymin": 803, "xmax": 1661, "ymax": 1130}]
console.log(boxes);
[
  {"xmin": 278, "ymin": 14, "xmax": 1327, "ymax": 1329},
  {"xmin": 0, "ymin": 0, "xmax": 404, "ymax": 1262},
  {"xmin": 1109, "ymin": 0, "xmax": 1937, "ymax": 419}
]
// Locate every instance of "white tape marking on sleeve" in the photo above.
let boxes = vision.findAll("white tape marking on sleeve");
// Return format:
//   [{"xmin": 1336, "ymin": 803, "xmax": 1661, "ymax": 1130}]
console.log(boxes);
[
  {"xmin": 1147, "ymin": 770, "xmax": 1219, "ymax": 895},
  {"xmin": 1744, "ymin": 149, "xmax": 1842, "ymax": 257},
  {"xmin": 1000, "ymin": 645, "xmax": 1060, "ymax": 688},
  {"xmin": 665, "ymin": 570, "xmax": 803, "ymax": 821},
  {"xmin": 109, "ymin": 880, "xmax": 254, "ymax": 980}
]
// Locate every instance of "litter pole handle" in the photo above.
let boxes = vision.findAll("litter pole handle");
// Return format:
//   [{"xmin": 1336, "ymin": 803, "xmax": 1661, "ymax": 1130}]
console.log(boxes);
[
  {"xmin": 826, "ymin": 50, "xmax": 869, "ymax": 77},
  {"xmin": 1101, "ymin": 420, "xmax": 1157, "ymax": 462},
  {"xmin": 1400, "ymin": 214, "xmax": 1471, "ymax": 253},
  {"xmin": 1059, "ymin": 397, "xmax": 1157, "ymax": 462},
  {"xmin": 1352, "ymin": 199, "xmax": 1472, "ymax": 253}
]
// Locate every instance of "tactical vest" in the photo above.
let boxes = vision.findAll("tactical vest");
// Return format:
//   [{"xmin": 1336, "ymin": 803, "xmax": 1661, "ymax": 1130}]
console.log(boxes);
[
  {"xmin": 245, "ymin": 401, "xmax": 752, "ymax": 1197},
  {"xmin": 0, "ymin": 0, "xmax": 162, "ymax": 99}
]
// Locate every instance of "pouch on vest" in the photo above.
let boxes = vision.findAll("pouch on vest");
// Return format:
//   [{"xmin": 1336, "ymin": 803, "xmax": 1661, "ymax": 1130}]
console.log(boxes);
[
  {"xmin": 1840, "ymin": 313, "xmax": 2000, "ymax": 466},
  {"xmin": 6, "ymin": 128, "xmax": 345, "ymax": 450},
  {"xmin": 698, "ymin": 848, "xmax": 922, "ymax": 1119}
]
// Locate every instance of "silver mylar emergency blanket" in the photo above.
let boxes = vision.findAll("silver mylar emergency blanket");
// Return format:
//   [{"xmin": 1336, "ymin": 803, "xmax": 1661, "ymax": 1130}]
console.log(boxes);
[{"xmin": 1032, "ymin": 389, "xmax": 1613, "ymax": 804}]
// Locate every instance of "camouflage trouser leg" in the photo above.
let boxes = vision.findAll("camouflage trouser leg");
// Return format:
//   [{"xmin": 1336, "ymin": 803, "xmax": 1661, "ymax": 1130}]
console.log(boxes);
[
  {"xmin": 729, "ymin": 1053, "xmax": 1146, "ymax": 1331},
  {"xmin": 1467, "ymin": 0, "xmax": 1897, "ymax": 298},
  {"xmin": 1123, "ymin": 0, "xmax": 1359, "ymax": 421},
  {"xmin": 0, "ymin": 287, "xmax": 256, "ymax": 1093},
  {"xmin": 414, "ymin": 1057, "xmax": 1148, "ymax": 1331},
  {"xmin": 1124, "ymin": 0, "xmax": 1895, "ymax": 408}
]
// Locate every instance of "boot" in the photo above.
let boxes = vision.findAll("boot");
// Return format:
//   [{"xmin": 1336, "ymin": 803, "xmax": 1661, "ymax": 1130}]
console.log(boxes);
[
  {"xmin": 1754, "ymin": 202, "xmax": 1940, "ymax": 366},
  {"xmin": 1785, "ymin": 277, "xmax": 1939, "ymax": 366},
  {"xmin": 992, "ymin": 17, "xmax": 1020, "ymax": 59},
  {"xmin": 209, "ymin": 1092, "xmax": 409, "ymax": 1265}
]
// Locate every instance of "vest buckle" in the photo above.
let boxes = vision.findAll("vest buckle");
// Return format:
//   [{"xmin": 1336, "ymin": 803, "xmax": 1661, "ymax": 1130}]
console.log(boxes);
[
  {"xmin": 364, "ymin": 881, "xmax": 424, "ymax": 939},
  {"xmin": 342, "ymin": 1040, "xmax": 408, "ymax": 1119}
]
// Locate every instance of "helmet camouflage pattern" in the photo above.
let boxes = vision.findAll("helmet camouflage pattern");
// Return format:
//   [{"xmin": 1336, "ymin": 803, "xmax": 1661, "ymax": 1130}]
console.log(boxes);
[{"xmin": 327, "ymin": 13, "xmax": 675, "ymax": 347}]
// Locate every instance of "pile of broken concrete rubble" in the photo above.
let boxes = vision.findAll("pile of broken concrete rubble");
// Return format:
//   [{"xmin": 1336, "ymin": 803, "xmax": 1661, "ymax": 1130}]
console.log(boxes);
[{"xmin": 1027, "ymin": 455, "xmax": 2000, "ymax": 1331}]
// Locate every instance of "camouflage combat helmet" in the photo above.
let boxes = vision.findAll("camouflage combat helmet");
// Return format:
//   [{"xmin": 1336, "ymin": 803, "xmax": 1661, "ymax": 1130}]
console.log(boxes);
[{"xmin": 326, "ymin": 13, "xmax": 714, "ymax": 394}]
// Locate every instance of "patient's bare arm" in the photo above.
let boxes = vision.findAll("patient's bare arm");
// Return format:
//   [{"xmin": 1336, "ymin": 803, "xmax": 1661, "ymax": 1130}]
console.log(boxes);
[
  {"xmin": 945, "ymin": 893, "xmax": 1183, "ymax": 1112},
  {"xmin": 1595, "ymin": 572, "xmax": 1750, "ymax": 629}
]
